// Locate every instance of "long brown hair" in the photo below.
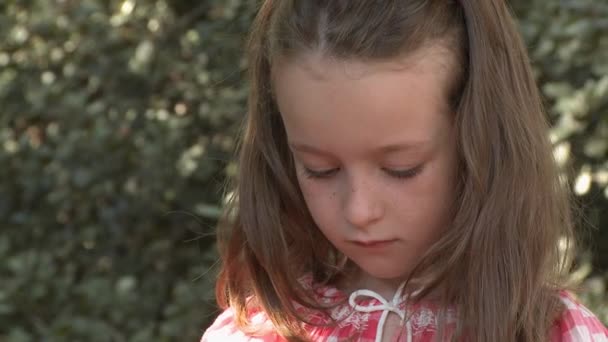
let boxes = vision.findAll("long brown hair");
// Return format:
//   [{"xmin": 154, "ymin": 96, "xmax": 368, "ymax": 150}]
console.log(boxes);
[{"xmin": 213, "ymin": 0, "xmax": 576, "ymax": 340}]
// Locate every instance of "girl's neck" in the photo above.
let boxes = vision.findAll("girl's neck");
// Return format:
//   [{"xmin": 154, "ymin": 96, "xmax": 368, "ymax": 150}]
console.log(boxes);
[
  {"xmin": 348, "ymin": 275, "xmax": 405, "ymax": 300},
  {"xmin": 335, "ymin": 268, "xmax": 442, "ymax": 302}
]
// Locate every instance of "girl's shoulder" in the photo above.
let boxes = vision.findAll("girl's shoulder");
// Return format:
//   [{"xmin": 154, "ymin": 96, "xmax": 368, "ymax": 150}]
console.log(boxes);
[
  {"xmin": 201, "ymin": 306, "xmax": 283, "ymax": 342},
  {"xmin": 202, "ymin": 280, "xmax": 608, "ymax": 341},
  {"xmin": 201, "ymin": 274, "xmax": 339, "ymax": 342},
  {"xmin": 551, "ymin": 290, "xmax": 608, "ymax": 341}
]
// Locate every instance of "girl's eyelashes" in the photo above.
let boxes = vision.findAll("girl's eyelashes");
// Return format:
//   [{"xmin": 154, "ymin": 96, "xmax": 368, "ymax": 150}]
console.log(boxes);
[
  {"xmin": 383, "ymin": 165, "xmax": 423, "ymax": 179},
  {"xmin": 302, "ymin": 167, "xmax": 339, "ymax": 179},
  {"xmin": 301, "ymin": 165, "xmax": 423, "ymax": 180}
]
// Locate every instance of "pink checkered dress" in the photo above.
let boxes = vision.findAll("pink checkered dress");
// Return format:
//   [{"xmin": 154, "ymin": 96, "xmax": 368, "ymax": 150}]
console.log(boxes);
[{"xmin": 202, "ymin": 276, "xmax": 608, "ymax": 341}]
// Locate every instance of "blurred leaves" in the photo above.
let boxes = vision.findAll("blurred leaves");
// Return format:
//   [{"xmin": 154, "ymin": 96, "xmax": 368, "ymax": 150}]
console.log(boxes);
[
  {"xmin": 0, "ymin": 0, "xmax": 252, "ymax": 340},
  {"xmin": 513, "ymin": 0, "xmax": 608, "ymax": 322},
  {"xmin": 515, "ymin": 0, "xmax": 608, "ymax": 187}
]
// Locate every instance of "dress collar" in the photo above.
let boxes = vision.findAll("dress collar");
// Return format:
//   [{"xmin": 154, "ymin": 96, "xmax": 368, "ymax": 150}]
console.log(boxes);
[{"xmin": 348, "ymin": 280, "xmax": 419, "ymax": 342}]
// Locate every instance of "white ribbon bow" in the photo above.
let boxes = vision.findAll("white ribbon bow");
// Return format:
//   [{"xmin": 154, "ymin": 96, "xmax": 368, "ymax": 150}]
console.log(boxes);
[{"xmin": 348, "ymin": 281, "xmax": 414, "ymax": 342}]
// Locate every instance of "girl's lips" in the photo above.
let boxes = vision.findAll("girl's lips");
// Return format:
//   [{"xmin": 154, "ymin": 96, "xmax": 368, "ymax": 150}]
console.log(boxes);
[{"xmin": 352, "ymin": 239, "xmax": 396, "ymax": 247}]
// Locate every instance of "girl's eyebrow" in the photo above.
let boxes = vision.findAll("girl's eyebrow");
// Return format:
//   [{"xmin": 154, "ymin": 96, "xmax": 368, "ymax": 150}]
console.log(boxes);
[{"xmin": 289, "ymin": 141, "xmax": 429, "ymax": 155}]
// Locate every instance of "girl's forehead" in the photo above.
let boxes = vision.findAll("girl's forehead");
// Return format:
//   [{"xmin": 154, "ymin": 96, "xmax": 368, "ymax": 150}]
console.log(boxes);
[
  {"xmin": 273, "ymin": 51, "xmax": 455, "ymax": 156},
  {"xmin": 272, "ymin": 45, "xmax": 454, "ymax": 82},
  {"xmin": 273, "ymin": 52, "xmax": 452, "ymax": 116}
]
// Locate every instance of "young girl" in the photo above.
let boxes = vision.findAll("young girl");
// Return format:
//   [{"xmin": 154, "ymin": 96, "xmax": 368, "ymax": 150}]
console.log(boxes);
[{"xmin": 203, "ymin": 0, "xmax": 608, "ymax": 341}]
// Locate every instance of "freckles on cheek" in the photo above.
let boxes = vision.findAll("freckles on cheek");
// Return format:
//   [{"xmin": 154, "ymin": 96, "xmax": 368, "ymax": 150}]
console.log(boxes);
[
  {"xmin": 297, "ymin": 182, "xmax": 335, "ymax": 206},
  {"xmin": 297, "ymin": 180, "xmax": 318, "ymax": 200},
  {"xmin": 415, "ymin": 165, "xmax": 443, "ymax": 192}
]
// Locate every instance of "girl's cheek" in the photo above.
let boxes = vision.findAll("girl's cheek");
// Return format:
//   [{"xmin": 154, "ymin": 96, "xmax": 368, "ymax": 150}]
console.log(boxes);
[
  {"xmin": 297, "ymin": 179, "xmax": 339, "ymax": 205},
  {"xmin": 298, "ymin": 181, "xmax": 328, "ymax": 198},
  {"xmin": 295, "ymin": 174, "xmax": 318, "ymax": 194}
]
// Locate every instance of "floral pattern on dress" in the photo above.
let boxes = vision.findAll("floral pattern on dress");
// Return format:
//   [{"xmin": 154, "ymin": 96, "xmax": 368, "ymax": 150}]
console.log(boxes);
[{"xmin": 203, "ymin": 275, "xmax": 608, "ymax": 342}]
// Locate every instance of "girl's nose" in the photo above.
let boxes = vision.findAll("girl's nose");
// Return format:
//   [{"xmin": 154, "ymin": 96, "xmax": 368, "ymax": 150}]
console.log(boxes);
[{"xmin": 343, "ymin": 180, "xmax": 384, "ymax": 229}]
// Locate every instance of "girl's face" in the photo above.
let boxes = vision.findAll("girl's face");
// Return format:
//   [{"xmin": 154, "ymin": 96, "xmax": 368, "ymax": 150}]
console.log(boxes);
[{"xmin": 273, "ymin": 50, "xmax": 459, "ymax": 294}]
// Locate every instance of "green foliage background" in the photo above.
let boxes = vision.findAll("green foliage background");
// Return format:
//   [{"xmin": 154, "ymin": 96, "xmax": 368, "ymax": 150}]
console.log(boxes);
[{"xmin": 0, "ymin": 0, "xmax": 606, "ymax": 340}]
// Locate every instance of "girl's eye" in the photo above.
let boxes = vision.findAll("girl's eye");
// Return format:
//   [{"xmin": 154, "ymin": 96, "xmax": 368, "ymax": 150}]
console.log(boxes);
[
  {"xmin": 302, "ymin": 167, "xmax": 338, "ymax": 179},
  {"xmin": 302, "ymin": 165, "xmax": 423, "ymax": 180},
  {"xmin": 383, "ymin": 165, "xmax": 423, "ymax": 179}
]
